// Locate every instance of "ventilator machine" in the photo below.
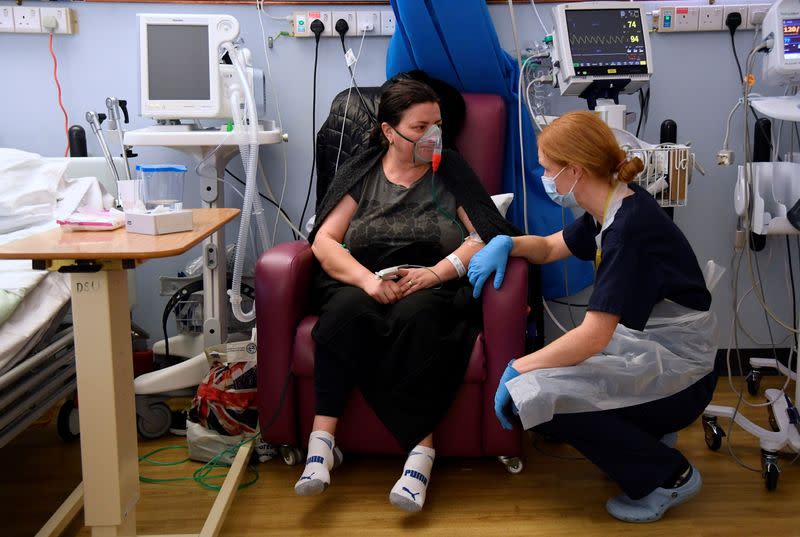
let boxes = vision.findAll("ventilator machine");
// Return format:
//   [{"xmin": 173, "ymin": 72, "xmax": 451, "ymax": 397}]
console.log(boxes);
[{"xmin": 124, "ymin": 14, "xmax": 280, "ymax": 437}]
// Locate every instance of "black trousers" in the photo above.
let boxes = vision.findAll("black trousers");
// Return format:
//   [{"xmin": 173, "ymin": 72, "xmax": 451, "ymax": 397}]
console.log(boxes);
[
  {"xmin": 534, "ymin": 371, "xmax": 718, "ymax": 500},
  {"xmin": 311, "ymin": 282, "xmax": 478, "ymax": 450}
]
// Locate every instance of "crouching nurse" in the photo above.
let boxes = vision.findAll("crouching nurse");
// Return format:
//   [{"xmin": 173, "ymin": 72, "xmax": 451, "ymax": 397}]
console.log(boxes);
[{"xmin": 468, "ymin": 111, "xmax": 719, "ymax": 523}]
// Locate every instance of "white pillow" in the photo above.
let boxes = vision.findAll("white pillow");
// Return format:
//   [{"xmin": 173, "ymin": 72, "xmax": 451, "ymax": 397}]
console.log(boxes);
[
  {"xmin": 491, "ymin": 193, "xmax": 514, "ymax": 218},
  {"xmin": 0, "ymin": 149, "xmax": 66, "ymax": 234}
]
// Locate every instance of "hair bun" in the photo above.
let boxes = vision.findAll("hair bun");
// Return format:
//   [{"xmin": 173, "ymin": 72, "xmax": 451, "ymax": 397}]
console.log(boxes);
[{"xmin": 617, "ymin": 156, "xmax": 645, "ymax": 184}]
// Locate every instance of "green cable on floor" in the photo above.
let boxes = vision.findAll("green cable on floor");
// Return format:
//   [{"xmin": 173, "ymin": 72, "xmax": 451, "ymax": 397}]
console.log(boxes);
[{"xmin": 138, "ymin": 435, "xmax": 259, "ymax": 491}]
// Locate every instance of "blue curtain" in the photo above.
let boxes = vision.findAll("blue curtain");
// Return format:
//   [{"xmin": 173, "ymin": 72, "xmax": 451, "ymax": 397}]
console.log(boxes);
[{"xmin": 387, "ymin": 0, "xmax": 592, "ymax": 298}]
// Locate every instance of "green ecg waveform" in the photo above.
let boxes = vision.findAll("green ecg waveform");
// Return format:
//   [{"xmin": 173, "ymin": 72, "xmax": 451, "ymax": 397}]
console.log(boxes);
[{"xmin": 569, "ymin": 34, "xmax": 627, "ymax": 46}]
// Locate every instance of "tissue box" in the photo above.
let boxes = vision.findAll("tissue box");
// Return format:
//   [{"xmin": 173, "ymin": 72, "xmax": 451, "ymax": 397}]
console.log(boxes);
[{"xmin": 125, "ymin": 210, "xmax": 193, "ymax": 235}]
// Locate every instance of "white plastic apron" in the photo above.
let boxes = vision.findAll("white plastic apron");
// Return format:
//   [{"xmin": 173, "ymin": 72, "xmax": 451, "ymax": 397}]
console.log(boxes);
[{"xmin": 507, "ymin": 183, "xmax": 720, "ymax": 430}]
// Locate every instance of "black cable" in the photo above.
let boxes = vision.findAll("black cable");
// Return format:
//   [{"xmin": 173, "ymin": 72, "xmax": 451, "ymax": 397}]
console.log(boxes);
[
  {"xmin": 636, "ymin": 87, "xmax": 650, "ymax": 138},
  {"xmin": 726, "ymin": 12, "xmax": 744, "ymax": 84},
  {"xmin": 299, "ymin": 23, "xmax": 324, "ymax": 234},
  {"xmin": 224, "ymin": 168, "xmax": 297, "ymax": 240},
  {"xmin": 730, "ymin": 34, "xmax": 745, "ymax": 83}
]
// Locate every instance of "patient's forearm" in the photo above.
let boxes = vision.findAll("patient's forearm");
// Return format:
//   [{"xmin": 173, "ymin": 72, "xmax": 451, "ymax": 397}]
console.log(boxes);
[
  {"xmin": 432, "ymin": 240, "xmax": 482, "ymax": 281},
  {"xmin": 312, "ymin": 236, "xmax": 373, "ymax": 288}
]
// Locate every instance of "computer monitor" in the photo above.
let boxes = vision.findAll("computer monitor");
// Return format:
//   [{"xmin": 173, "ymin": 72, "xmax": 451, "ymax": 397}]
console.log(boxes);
[
  {"xmin": 762, "ymin": 0, "xmax": 800, "ymax": 85},
  {"xmin": 551, "ymin": 2, "xmax": 653, "ymax": 97},
  {"xmin": 138, "ymin": 14, "xmax": 240, "ymax": 121}
]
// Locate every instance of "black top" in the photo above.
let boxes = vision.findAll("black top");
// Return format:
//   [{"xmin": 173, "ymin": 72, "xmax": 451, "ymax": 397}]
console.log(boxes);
[
  {"xmin": 563, "ymin": 183, "xmax": 711, "ymax": 331},
  {"xmin": 344, "ymin": 162, "xmax": 463, "ymax": 272},
  {"xmin": 309, "ymin": 146, "xmax": 520, "ymax": 245}
]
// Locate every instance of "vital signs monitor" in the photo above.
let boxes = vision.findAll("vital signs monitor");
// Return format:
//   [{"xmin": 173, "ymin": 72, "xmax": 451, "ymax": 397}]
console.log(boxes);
[{"xmin": 551, "ymin": 2, "xmax": 653, "ymax": 97}]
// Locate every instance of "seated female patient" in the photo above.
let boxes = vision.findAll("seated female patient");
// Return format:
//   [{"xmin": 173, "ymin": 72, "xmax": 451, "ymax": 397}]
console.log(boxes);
[{"xmin": 297, "ymin": 79, "xmax": 518, "ymax": 512}]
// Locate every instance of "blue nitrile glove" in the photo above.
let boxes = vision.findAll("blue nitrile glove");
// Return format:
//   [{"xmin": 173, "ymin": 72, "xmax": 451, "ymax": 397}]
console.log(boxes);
[
  {"xmin": 495, "ymin": 360, "xmax": 521, "ymax": 430},
  {"xmin": 468, "ymin": 235, "xmax": 513, "ymax": 299}
]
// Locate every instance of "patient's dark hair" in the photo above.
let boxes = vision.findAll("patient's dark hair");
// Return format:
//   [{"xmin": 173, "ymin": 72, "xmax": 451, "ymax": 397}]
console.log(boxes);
[{"xmin": 370, "ymin": 79, "xmax": 440, "ymax": 149}]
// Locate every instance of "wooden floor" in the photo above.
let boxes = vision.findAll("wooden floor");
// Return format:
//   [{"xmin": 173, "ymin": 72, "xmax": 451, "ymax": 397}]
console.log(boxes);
[{"xmin": 2, "ymin": 376, "xmax": 799, "ymax": 537}]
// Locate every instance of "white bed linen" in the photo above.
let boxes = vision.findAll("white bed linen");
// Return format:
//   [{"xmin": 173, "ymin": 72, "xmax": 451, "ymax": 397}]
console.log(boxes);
[{"xmin": 0, "ymin": 152, "xmax": 112, "ymax": 373}]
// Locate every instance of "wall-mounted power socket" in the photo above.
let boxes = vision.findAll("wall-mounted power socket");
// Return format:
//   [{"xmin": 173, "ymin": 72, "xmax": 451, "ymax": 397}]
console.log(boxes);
[
  {"xmin": 724, "ymin": 5, "xmax": 749, "ymax": 30},
  {"xmin": 356, "ymin": 11, "xmax": 380, "ymax": 36},
  {"xmin": 331, "ymin": 11, "xmax": 356, "ymax": 37},
  {"xmin": 40, "ymin": 7, "xmax": 77, "ymax": 35},
  {"xmin": 13, "ymin": 6, "xmax": 41, "ymax": 33},
  {"xmin": 0, "ymin": 6, "xmax": 13, "ymax": 33},
  {"xmin": 674, "ymin": 6, "xmax": 699, "ymax": 32},
  {"xmin": 293, "ymin": 11, "xmax": 333, "ymax": 38},
  {"xmin": 698, "ymin": 6, "xmax": 724, "ymax": 31},
  {"xmin": 748, "ymin": 3, "xmax": 771, "ymax": 28},
  {"xmin": 380, "ymin": 11, "xmax": 396, "ymax": 36}
]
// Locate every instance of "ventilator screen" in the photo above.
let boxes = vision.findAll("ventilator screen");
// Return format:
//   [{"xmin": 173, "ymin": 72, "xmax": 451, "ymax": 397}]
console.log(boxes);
[{"xmin": 147, "ymin": 24, "xmax": 211, "ymax": 101}]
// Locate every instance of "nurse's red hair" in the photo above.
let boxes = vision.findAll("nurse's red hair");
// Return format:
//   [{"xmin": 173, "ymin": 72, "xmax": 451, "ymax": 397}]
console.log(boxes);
[{"xmin": 537, "ymin": 111, "xmax": 643, "ymax": 184}]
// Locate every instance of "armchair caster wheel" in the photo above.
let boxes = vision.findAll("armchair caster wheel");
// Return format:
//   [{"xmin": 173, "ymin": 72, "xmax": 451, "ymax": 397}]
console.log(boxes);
[
  {"xmin": 136, "ymin": 402, "xmax": 172, "ymax": 439},
  {"xmin": 702, "ymin": 415, "xmax": 725, "ymax": 451},
  {"xmin": 279, "ymin": 445, "xmax": 305, "ymax": 466},
  {"xmin": 498, "ymin": 456, "xmax": 524, "ymax": 474}
]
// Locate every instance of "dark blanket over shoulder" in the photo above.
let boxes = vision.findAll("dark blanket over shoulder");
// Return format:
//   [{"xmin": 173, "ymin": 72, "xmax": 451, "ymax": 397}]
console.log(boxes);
[{"xmin": 308, "ymin": 146, "xmax": 521, "ymax": 243}]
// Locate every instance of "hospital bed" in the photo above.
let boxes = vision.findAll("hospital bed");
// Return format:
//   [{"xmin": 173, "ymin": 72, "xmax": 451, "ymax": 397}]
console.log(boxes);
[{"xmin": 0, "ymin": 155, "xmax": 125, "ymax": 449}]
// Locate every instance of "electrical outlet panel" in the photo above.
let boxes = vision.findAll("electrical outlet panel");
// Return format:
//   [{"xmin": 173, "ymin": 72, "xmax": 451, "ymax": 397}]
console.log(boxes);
[
  {"xmin": 40, "ymin": 7, "xmax": 77, "ymax": 35},
  {"xmin": 698, "ymin": 5, "xmax": 724, "ymax": 31},
  {"xmin": 331, "ymin": 11, "xmax": 357, "ymax": 37},
  {"xmin": 293, "ymin": 9, "xmax": 394, "ymax": 39},
  {"xmin": 13, "ymin": 6, "xmax": 41, "ymax": 33},
  {"xmin": 356, "ymin": 11, "xmax": 380, "ymax": 36},
  {"xmin": 674, "ymin": 6, "xmax": 699, "ymax": 32},
  {"xmin": 0, "ymin": 6, "xmax": 13, "ymax": 33},
  {"xmin": 380, "ymin": 11, "xmax": 396, "ymax": 36},
  {"xmin": 657, "ymin": 4, "xmax": 769, "ymax": 32}
]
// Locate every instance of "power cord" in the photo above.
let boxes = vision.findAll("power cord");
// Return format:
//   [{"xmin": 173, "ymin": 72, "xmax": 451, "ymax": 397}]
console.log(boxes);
[
  {"xmin": 636, "ymin": 87, "xmax": 650, "ymax": 138},
  {"xmin": 298, "ymin": 19, "xmax": 325, "ymax": 234},
  {"xmin": 727, "ymin": 12, "xmax": 745, "ymax": 84},
  {"xmin": 335, "ymin": 18, "xmax": 378, "ymax": 126}
]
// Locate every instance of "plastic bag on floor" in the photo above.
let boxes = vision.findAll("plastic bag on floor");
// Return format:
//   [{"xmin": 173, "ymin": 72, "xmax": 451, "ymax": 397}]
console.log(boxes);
[{"xmin": 186, "ymin": 420, "xmax": 276, "ymax": 465}]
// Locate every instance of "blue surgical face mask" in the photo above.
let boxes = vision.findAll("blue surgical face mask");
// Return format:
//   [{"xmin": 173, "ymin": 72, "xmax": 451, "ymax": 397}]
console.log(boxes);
[{"xmin": 541, "ymin": 167, "xmax": 580, "ymax": 208}]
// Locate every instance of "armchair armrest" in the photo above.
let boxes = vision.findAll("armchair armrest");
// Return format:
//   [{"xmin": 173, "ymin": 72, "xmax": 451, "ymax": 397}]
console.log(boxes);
[
  {"xmin": 480, "ymin": 257, "xmax": 528, "ymax": 453},
  {"xmin": 255, "ymin": 240, "xmax": 314, "ymax": 445}
]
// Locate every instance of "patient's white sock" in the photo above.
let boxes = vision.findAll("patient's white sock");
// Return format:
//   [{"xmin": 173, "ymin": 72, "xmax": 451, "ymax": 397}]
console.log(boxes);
[
  {"xmin": 389, "ymin": 444, "xmax": 435, "ymax": 512},
  {"xmin": 294, "ymin": 430, "xmax": 337, "ymax": 496}
]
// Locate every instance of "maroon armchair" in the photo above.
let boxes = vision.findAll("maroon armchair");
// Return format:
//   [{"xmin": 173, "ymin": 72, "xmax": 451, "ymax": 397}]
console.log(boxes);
[{"xmin": 255, "ymin": 93, "xmax": 528, "ymax": 471}]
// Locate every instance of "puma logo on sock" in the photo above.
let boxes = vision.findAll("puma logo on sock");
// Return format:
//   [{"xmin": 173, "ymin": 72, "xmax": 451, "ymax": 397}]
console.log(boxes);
[{"xmin": 402, "ymin": 487, "xmax": 420, "ymax": 500}]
